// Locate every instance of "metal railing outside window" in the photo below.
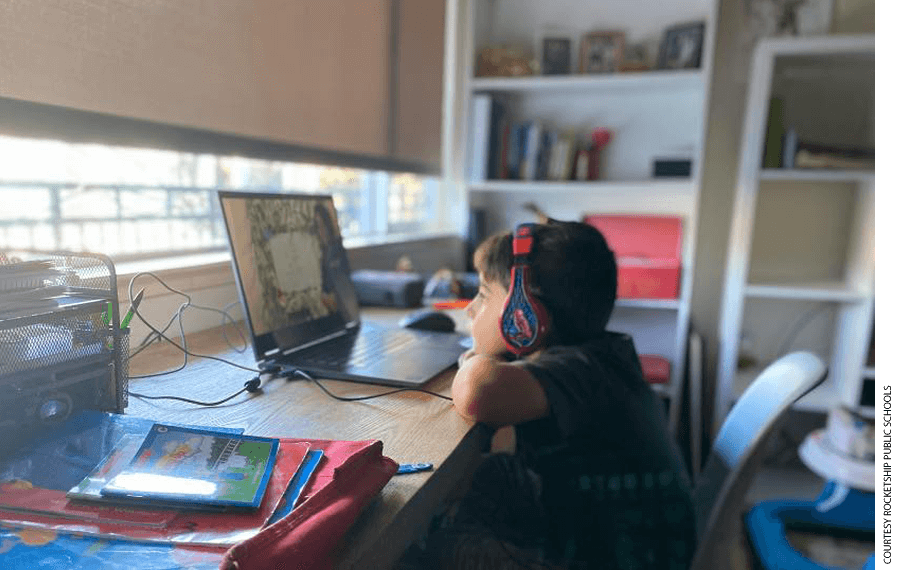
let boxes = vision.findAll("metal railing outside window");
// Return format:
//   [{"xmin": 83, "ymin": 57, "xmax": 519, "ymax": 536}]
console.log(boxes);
[{"xmin": 0, "ymin": 137, "xmax": 440, "ymax": 260}]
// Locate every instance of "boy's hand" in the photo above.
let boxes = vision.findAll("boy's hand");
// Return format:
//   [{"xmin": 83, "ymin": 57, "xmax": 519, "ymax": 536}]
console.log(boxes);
[{"xmin": 450, "ymin": 353, "xmax": 549, "ymax": 427}]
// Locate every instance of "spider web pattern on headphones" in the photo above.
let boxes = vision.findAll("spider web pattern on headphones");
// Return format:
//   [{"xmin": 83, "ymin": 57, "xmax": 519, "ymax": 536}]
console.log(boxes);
[{"xmin": 501, "ymin": 269, "xmax": 540, "ymax": 351}]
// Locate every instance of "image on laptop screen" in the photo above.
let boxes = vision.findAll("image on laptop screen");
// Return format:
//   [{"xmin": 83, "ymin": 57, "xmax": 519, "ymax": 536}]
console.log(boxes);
[{"xmin": 219, "ymin": 192, "xmax": 360, "ymax": 357}]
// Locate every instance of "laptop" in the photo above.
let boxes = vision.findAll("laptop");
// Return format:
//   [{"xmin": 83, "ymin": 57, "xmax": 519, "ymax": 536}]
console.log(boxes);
[{"xmin": 218, "ymin": 191, "xmax": 469, "ymax": 388}]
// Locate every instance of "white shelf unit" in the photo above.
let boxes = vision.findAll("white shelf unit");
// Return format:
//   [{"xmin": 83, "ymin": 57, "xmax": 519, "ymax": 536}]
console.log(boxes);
[
  {"xmin": 716, "ymin": 36, "xmax": 875, "ymax": 429},
  {"xmin": 448, "ymin": 0, "xmax": 719, "ymax": 433}
]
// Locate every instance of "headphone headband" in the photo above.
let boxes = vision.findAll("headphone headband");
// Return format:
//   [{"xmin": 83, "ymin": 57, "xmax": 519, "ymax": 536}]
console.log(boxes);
[{"xmin": 512, "ymin": 224, "xmax": 535, "ymax": 257}]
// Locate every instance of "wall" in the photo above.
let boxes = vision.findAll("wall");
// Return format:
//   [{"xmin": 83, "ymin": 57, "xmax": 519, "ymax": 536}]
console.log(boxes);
[{"xmin": 691, "ymin": 0, "xmax": 874, "ymax": 439}]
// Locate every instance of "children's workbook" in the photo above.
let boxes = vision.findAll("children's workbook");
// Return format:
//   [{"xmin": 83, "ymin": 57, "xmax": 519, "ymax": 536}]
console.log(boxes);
[
  {"xmin": 101, "ymin": 424, "xmax": 279, "ymax": 510},
  {"xmin": 66, "ymin": 434, "xmax": 144, "ymax": 502}
]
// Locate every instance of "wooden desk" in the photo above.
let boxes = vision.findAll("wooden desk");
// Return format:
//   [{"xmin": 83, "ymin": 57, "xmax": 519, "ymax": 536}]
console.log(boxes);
[{"xmin": 125, "ymin": 309, "xmax": 488, "ymax": 570}]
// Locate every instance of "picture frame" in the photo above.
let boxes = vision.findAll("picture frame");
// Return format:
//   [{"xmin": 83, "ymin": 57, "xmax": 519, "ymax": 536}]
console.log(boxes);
[
  {"xmin": 579, "ymin": 30, "xmax": 626, "ymax": 74},
  {"xmin": 541, "ymin": 36, "xmax": 573, "ymax": 75},
  {"xmin": 618, "ymin": 43, "xmax": 651, "ymax": 72},
  {"xmin": 658, "ymin": 22, "xmax": 705, "ymax": 70}
]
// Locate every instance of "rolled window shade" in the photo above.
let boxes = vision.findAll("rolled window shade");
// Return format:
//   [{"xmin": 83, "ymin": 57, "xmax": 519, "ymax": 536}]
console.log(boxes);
[{"xmin": 0, "ymin": 0, "xmax": 444, "ymax": 175}]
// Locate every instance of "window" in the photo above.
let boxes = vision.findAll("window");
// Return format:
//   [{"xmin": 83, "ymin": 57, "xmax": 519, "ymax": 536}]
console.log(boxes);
[{"xmin": 0, "ymin": 136, "xmax": 446, "ymax": 260}]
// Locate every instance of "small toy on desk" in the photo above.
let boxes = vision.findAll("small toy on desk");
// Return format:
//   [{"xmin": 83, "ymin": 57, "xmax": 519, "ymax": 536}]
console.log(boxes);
[
  {"xmin": 423, "ymin": 268, "xmax": 479, "ymax": 300},
  {"xmin": 399, "ymin": 309, "xmax": 456, "ymax": 333}
]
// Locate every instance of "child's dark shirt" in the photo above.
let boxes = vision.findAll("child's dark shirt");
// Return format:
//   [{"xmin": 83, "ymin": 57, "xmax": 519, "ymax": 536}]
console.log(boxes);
[
  {"xmin": 513, "ymin": 330, "xmax": 696, "ymax": 569},
  {"xmin": 402, "ymin": 331, "xmax": 696, "ymax": 570}
]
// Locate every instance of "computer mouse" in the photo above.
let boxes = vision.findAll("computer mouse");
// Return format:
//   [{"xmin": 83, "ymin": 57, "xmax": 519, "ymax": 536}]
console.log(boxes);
[{"xmin": 399, "ymin": 309, "xmax": 456, "ymax": 333}]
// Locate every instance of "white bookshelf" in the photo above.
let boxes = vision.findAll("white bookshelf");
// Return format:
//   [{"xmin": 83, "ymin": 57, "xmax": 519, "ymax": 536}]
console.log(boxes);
[
  {"xmin": 448, "ymin": 0, "xmax": 719, "ymax": 433},
  {"xmin": 715, "ymin": 35, "xmax": 875, "ymax": 428}
]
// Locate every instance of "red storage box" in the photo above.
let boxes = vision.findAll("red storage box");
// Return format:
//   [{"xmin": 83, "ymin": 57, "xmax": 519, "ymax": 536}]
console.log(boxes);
[
  {"xmin": 582, "ymin": 214, "xmax": 682, "ymax": 299},
  {"xmin": 639, "ymin": 354, "xmax": 671, "ymax": 384}
]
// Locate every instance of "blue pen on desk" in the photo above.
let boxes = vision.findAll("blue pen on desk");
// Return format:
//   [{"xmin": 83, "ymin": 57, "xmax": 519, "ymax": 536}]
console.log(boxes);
[
  {"xmin": 396, "ymin": 462, "xmax": 433, "ymax": 475},
  {"xmin": 120, "ymin": 289, "xmax": 145, "ymax": 330}
]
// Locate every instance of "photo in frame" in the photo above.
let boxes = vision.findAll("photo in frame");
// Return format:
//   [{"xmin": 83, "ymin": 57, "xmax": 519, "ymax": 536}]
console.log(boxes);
[
  {"xmin": 658, "ymin": 22, "xmax": 705, "ymax": 70},
  {"xmin": 579, "ymin": 31, "xmax": 626, "ymax": 74},
  {"xmin": 541, "ymin": 36, "xmax": 573, "ymax": 75}
]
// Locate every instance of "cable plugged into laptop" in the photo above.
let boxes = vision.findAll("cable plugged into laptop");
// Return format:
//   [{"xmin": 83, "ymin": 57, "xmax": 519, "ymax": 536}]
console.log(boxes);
[{"xmin": 260, "ymin": 363, "xmax": 285, "ymax": 377}]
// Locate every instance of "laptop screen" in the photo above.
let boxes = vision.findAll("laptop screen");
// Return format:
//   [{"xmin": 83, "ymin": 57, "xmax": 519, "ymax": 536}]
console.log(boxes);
[{"xmin": 219, "ymin": 192, "xmax": 360, "ymax": 360}]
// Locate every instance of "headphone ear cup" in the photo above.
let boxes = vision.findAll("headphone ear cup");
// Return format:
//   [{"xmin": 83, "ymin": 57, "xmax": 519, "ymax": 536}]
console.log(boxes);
[{"xmin": 500, "ymin": 265, "xmax": 550, "ymax": 355}]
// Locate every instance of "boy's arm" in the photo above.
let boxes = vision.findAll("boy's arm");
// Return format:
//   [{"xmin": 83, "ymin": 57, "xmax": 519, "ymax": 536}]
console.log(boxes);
[{"xmin": 451, "ymin": 353, "xmax": 549, "ymax": 428}]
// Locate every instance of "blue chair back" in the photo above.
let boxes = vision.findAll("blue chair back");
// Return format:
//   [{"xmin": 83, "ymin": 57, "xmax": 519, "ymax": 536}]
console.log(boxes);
[{"xmin": 691, "ymin": 352, "xmax": 828, "ymax": 569}]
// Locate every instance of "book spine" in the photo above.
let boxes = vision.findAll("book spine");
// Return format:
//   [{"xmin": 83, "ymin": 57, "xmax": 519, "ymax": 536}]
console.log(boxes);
[
  {"xmin": 486, "ymin": 99, "xmax": 506, "ymax": 180},
  {"xmin": 535, "ymin": 130, "xmax": 548, "ymax": 181},
  {"xmin": 467, "ymin": 95, "xmax": 492, "ymax": 182},
  {"xmin": 763, "ymin": 98, "xmax": 785, "ymax": 169},
  {"xmin": 522, "ymin": 122, "xmax": 542, "ymax": 181},
  {"xmin": 782, "ymin": 127, "xmax": 797, "ymax": 169},
  {"xmin": 498, "ymin": 121, "xmax": 511, "ymax": 180}
]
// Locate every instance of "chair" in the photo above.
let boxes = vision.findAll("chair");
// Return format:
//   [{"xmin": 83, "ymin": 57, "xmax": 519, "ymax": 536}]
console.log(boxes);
[{"xmin": 690, "ymin": 351, "xmax": 828, "ymax": 569}]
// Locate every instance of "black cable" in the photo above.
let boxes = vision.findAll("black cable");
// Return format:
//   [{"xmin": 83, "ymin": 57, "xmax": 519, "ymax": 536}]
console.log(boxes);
[
  {"xmin": 122, "ymin": 271, "xmax": 452, "ymax": 405},
  {"xmin": 129, "ymin": 376, "xmax": 264, "ymax": 407},
  {"xmin": 287, "ymin": 369, "xmax": 452, "ymax": 402},
  {"xmin": 126, "ymin": 272, "xmax": 259, "ymax": 375}
]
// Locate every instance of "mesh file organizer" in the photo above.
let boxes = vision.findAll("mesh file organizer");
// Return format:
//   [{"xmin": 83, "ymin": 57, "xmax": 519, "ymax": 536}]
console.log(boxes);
[{"xmin": 0, "ymin": 251, "xmax": 128, "ymax": 457}]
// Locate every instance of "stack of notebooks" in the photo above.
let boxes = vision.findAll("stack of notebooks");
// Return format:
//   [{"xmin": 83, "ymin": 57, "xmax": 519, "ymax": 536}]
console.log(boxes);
[{"xmin": 0, "ymin": 413, "xmax": 324, "ymax": 547}]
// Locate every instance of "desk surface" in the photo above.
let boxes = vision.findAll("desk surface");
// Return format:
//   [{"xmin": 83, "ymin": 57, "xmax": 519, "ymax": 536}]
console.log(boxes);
[{"xmin": 125, "ymin": 308, "xmax": 487, "ymax": 570}]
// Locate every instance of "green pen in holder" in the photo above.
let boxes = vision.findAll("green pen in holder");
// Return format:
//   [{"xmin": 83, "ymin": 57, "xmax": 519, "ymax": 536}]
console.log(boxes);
[
  {"xmin": 101, "ymin": 301, "xmax": 112, "ymax": 327},
  {"xmin": 120, "ymin": 289, "xmax": 144, "ymax": 330}
]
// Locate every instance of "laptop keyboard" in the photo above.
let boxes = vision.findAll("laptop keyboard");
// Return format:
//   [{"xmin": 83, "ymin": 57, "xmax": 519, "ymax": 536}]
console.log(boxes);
[{"xmin": 298, "ymin": 329, "xmax": 419, "ymax": 369}]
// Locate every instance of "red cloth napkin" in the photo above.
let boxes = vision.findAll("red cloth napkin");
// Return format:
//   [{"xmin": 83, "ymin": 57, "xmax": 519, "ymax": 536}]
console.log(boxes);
[{"xmin": 220, "ymin": 438, "xmax": 398, "ymax": 570}]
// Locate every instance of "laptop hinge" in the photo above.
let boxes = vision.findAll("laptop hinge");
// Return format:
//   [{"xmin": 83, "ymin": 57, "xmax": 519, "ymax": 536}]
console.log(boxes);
[
  {"xmin": 260, "ymin": 359, "xmax": 282, "ymax": 373},
  {"xmin": 282, "ymin": 328, "xmax": 349, "ymax": 357}
]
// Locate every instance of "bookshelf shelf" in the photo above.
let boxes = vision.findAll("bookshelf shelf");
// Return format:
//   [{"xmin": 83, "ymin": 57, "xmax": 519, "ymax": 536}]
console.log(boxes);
[
  {"xmin": 469, "ymin": 70, "xmax": 704, "ymax": 94},
  {"xmin": 468, "ymin": 180, "xmax": 697, "ymax": 217},
  {"xmin": 743, "ymin": 281, "xmax": 868, "ymax": 303},
  {"xmin": 468, "ymin": 179, "xmax": 695, "ymax": 193},
  {"xmin": 759, "ymin": 169, "xmax": 874, "ymax": 183},
  {"xmin": 615, "ymin": 298, "xmax": 682, "ymax": 310}
]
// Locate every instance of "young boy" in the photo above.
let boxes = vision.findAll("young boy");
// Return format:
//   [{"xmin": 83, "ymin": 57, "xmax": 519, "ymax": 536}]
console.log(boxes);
[{"xmin": 406, "ymin": 220, "xmax": 695, "ymax": 570}]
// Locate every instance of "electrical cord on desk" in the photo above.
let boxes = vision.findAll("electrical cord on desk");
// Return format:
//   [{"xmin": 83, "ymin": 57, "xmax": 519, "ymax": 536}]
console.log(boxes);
[
  {"xmin": 128, "ymin": 373, "xmax": 268, "ymax": 406},
  {"xmin": 285, "ymin": 368, "xmax": 453, "ymax": 402},
  {"xmin": 122, "ymin": 271, "xmax": 452, "ymax": 405},
  {"xmin": 126, "ymin": 271, "xmax": 258, "ymax": 377},
  {"xmin": 122, "ymin": 271, "xmax": 267, "ymax": 406}
]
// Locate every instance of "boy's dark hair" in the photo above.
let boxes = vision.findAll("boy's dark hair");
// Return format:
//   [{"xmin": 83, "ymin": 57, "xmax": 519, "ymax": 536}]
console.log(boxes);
[{"xmin": 474, "ymin": 221, "xmax": 617, "ymax": 345}]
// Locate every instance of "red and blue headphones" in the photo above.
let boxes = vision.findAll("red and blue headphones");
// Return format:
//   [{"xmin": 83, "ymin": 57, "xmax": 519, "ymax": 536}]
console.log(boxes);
[{"xmin": 499, "ymin": 223, "xmax": 550, "ymax": 355}]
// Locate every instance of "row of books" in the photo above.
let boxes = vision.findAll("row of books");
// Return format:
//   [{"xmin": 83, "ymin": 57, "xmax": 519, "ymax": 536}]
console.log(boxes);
[
  {"xmin": 763, "ymin": 99, "xmax": 875, "ymax": 171},
  {"xmin": 468, "ymin": 94, "xmax": 606, "ymax": 183},
  {"xmin": 782, "ymin": 129, "xmax": 875, "ymax": 170}
]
